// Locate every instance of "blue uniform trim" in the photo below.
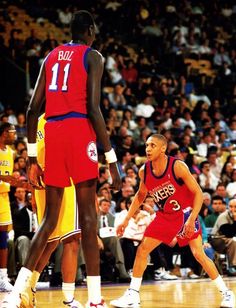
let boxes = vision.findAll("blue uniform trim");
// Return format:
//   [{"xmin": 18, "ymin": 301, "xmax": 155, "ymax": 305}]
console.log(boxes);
[
  {"xmin": 47, "ymin": 111, "xmax": 88, "ymax": 122},
  {"xmin": 83, "ymin": 47, "xmax": 92, "ymax": 72},
  {"xmin": 172, "ymin": 158, "xmax": 184, "ymax": 185},
  {"xmin": 0, "ymin": 231, "xmax": 8, "ymax": 249}
]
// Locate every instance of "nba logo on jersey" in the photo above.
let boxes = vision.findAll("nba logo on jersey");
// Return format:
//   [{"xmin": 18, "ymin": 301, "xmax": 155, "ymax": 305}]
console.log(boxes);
[{"xmin": 87, "ymin": 141, "xmax": 98, "ymax": 162}]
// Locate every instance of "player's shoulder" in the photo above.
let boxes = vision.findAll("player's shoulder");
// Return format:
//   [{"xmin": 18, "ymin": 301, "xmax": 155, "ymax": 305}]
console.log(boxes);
[
  {"xmin": 173, "ymin": 158, "xmax": 190, "ymax": 176},
  {"xmin": 6, "ymin": 145, "xmax": 15, "ymax": 155},
  {"xmin": 138, "ymin": 164, "xmax": 145, "ymax": 179},
  {"xmin": 87, "ymin": 49, "xmax": 104, "ymax": 62}
]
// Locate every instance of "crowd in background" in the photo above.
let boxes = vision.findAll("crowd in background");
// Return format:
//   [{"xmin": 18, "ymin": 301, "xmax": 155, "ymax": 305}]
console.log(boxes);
[{"xmin": 0, "ymin": 0, "xmax": 236, "ymax": 284}]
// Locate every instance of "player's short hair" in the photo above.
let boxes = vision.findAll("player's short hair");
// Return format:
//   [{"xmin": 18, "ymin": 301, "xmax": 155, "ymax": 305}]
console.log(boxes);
[
  {"xmin": 150, "ymin": 134, "xmax": 167, "ymax": 146},
  {"xmin": 0, "ymin": 122, "xmax": 11, "ymax": 136},
  {"xmin": 70, "ymin": 10, "xmax": 95, "ymax": 38}
]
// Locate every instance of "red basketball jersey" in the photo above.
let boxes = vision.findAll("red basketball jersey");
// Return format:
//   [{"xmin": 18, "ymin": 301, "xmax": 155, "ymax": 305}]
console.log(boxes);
[
  {"xmin": 144, "ymin": 156, "xmax": 194, "ymax": 214},
  {"xmin": 44, "ymin": 43, "xmax": 91, "ymax": 119}
]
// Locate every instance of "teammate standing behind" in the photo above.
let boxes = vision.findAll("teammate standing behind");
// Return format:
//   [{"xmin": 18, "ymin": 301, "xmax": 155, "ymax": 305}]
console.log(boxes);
[
  {"xmin": 8, "ymin": 10, "xmax": 121, "ymax": 308},
  {"xmin": 0, "ymin": 122, "xmax": 16, "ymax": 292},
  {"xmin": 110, "ymin": 134, "xmax": 235, "ymax": 308}
]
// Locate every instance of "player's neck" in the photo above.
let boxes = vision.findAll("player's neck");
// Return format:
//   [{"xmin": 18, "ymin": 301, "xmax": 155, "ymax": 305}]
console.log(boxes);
[
  {"xmin": 0, "ymin": 141, "xmax": 6, "ymax": 150},
  {"xmin": 152, "ymin": 155, "xmax": 167, "ymax": 175},
  {"xmin": 70, "ymin": 39, "xmax": 87, "ymax": 45}
]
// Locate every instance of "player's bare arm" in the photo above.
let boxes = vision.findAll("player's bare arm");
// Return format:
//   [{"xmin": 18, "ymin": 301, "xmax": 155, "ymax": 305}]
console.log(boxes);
[
  {"xmin": 116, "ymin": 166, "xmax": 148, "ymax": 237},
  {"xmin": 26, "ymin": 60, "xmax": 45, "ymax": 187},
  {"xmin": 0, "ymin": 175, "xmax": 32, "ymax": 190},
  {"xmin": 87, "ymin": 50, "xmax": 121, "ymax": 191},
  {"xmin": 174, "ymin": 160, "xmax": 203, "ymax": 238}
]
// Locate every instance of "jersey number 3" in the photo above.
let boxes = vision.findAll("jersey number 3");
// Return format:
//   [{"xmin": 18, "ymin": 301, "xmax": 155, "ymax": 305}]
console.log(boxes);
[
  {"xmin": 49, "ymin": 63, "xmax": 71, "ymax": 92},
  {"xmin": 170, "ymin": 199, "xmax": 181, "ymax": 211}
]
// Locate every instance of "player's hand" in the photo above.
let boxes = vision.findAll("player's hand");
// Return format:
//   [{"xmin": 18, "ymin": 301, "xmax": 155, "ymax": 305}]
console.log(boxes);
[
  {"xmin": 182, "ymin": 219, "xmax": 195, "ymax": 238},
  {"xmin": 0, "ymin": 175, "xmax": 33, "ymax": 190},
  {"xmin": 0, "ymin": 175, "xmax": 21, "ymax": 186},
  {"xmin": 27, "ymin": 161, "xmax": 44, "ymax": 190},
  {"xmin": 109, "ymin": 162, "xmax": 122, "ymax": 192},
  {"xmin": 116, "ymin": 220, "xmax": 129, "ymax": 237}
]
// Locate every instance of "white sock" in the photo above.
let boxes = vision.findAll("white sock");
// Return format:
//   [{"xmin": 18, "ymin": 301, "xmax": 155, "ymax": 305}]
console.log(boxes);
[
  {"xmin": 62, "ymin": 282, "xmax": 75, "ymax": 303},
  {"xmin": 87, "ymin": 276, "xmax": 101, "ymax": 304},
  {"xmin": 213, "ymin": 275, "xmax": 228, "ymax": 293},
  {"xmin": 13, "ymin": 267, "xmax": 32, "ymax": 293},
  {"xmin": 30, "ymin": 271, "xmax": 40, "ymax": 290},
  {"xmin": 130, "ymin": 277, "xmax": 142, "ymax": 292},
  {"xmin": 0, "ymin": 268, "xmax": 8, "ymax": 279}
]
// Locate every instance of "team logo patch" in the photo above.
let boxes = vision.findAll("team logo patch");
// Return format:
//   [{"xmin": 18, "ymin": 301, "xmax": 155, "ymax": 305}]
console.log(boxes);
[{"xmin": 87, "ymin": 141, "xmax": 98, "ymax": 162}]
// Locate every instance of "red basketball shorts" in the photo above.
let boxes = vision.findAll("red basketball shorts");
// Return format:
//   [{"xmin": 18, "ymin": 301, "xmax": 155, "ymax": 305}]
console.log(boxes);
[
  {"xmin": 144, "ymin": 207, "xmax": 201, "ymax": 246},
  {"xmin": 44, "ymin": 117, "xmax": 98, "ymax": 187}
]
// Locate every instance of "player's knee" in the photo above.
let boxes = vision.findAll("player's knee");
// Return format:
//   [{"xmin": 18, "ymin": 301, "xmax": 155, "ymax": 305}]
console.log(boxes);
[
  {"xmin": 80, "ymin": 215, "xmax": 96, "ymax": 231},
  {"xmin": 0, "ymin": 231, "xmax": 8, "ymax": 249},
  {"xmin": 192, "ymin": 248, "xmax": 204, "ymax": 262},
  {"xmin": 63, "ymin": 237, "xmax": 79, "ymax": 251},
  {"xmin": 136, "ymin": 244, "xmax": 149, "ymax": 258}
]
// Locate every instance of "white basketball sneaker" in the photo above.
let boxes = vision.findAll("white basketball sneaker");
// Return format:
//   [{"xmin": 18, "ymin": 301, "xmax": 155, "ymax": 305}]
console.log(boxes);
[
  {"xmin": 221, "ymin": 290, "xmax": 235, "ymax": 308},
  {"xmin": 110, "ymin": 288, "xmax": 140, "ymax": 308},
  {"xmin": 63, "ymin": 298, "xmax": 84, "ymax": 307},
  {"xmin": 0, "ymin": 277, "xmax": 13, "ymax": 292},
  {"xmin": 85, "ymin": 299, "xmax": 108, "ymax": 308},
  {"xmin": 1, "ymin": 291, "xmax": 29, "ymax": 308}
]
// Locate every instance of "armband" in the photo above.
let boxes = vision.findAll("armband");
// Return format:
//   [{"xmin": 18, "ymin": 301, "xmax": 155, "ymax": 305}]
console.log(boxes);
[
  {"xmin": 104, "ymin": 148, "xmax": 117, "ymax": 164},
  {"xmin": 27, "ymin": 143, "xmax": 37, "ymax": 157}
]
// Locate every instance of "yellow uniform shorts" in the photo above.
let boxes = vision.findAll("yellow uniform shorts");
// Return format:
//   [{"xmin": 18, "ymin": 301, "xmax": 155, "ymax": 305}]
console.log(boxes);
[
  {"xmin": 35, "ymin": 185, "xmax": 80, "ymax": 242},
  {"xmin": 0, "ymin": 192, "xmax": 12, "ymax": 231}
]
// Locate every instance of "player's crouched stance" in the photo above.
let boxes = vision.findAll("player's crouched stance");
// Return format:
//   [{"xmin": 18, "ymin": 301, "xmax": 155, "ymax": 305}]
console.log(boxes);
[{"xmin": 110, "ymin": 134, "xmax": 235, "ymax": 308}]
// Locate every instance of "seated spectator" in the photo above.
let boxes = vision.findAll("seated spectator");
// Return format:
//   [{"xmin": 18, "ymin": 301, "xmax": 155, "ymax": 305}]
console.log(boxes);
[
  {"xmin": 179, "ymin": 108, "xmax": 196, "ymax": 132},
  {"xmin": 213, "ymin": 183, "xmax": 230, "ymax": 207},
  {"xmin": 185, "ymin": 153, "xmax": 201, "ymax": 177},
  {"xmin": 199, "ymin": 161, "xmax": 219, "ymax": 192},
  {"xmin": 135, "ymin": 95, "xmax": 155, "ymax": 120},
  {"xmin": 108, "ymin": 84, "xmax": 127, "ymax": 110},
  {"xmin": 211, "ymin": 198, "xmax": 236, "ymax": 276},
  {"xmin": 114, "ymin": 198, "xmax": 154, "ymax": 277},
  {"xmin": 197, "ymin": 130, "xmax": 216, "ymax": 158},
  {"xmin": 205, "ymin": 195, "xmax": 226, "ymax": 228},
  {"xmin": 114, "ymin": 197, "xmax": 129, "ymax": 215},
  {"xmin": 97, "ymin": 186, "xmax": 116, "ymax": 216},
  {"xmin": 15, "ymin": 113, "xmax": 26, "ymax": 141},
  {"xmin": 207, "ymin": 150, "xmax": 223, "ymax": 180},
  {"xmin": 97, "ymin": 165, "xmax": 111, "ymax": 192},
  {"xmin": 105, "ymin": 48, "xmax": 124, "ymax": 86},
  {"xmin": 97, "ymin": 198, "xmax": 130, "ymax": 282},
  {"xmin": 221, "ymin": 160, "xmax": 234, "ymax": 186},
  {"xmin": 227, "ymin": 119, "xmax": 236, "ymax": 143},
  {"xmin": 58, "ymin": 6, "xmax": 72, "ymax": 28},
  {"xmin": 226, "ymin": 168, "xmax": 236, "ymax": 198},
  {"xmin": 10, "ymin": 187, "xmax": 38, "ymax": 268},
  {"xmin": 124, "ymin": 166, "xmax": 139, "ymax": 190},
  {"xmin": 202, "ymin": 192, "xmax": 213, "ymax": 213},
  {"xmin": 121, "ymin": 60, "xmax": 138, "ymax": 85},
  {"xmin": 13, "ymin": 156, "xmax": 27, "ymax": 179}
]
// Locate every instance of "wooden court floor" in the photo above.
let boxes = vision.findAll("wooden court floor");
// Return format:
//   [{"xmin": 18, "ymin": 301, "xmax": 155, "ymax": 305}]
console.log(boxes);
[{"xmin": 0, "ymin": 277, "xmax": 235, "ymax": 307}]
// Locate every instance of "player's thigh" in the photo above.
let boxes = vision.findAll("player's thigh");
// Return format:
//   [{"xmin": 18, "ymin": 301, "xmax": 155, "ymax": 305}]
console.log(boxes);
[
  {"xmin": 44, "ymin": 186, "xmax": 64, "ymax": 222},
  {"xmin": 75, "ymin": 178, "xmax": 97, "ymax": 217},
  {"xmin": 137, "ymin": 236, "xmax": 162, "ymax": 256},
  {"xmin": 189, "ymin": 234, "xmax": 205, "ymax": 255}
]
